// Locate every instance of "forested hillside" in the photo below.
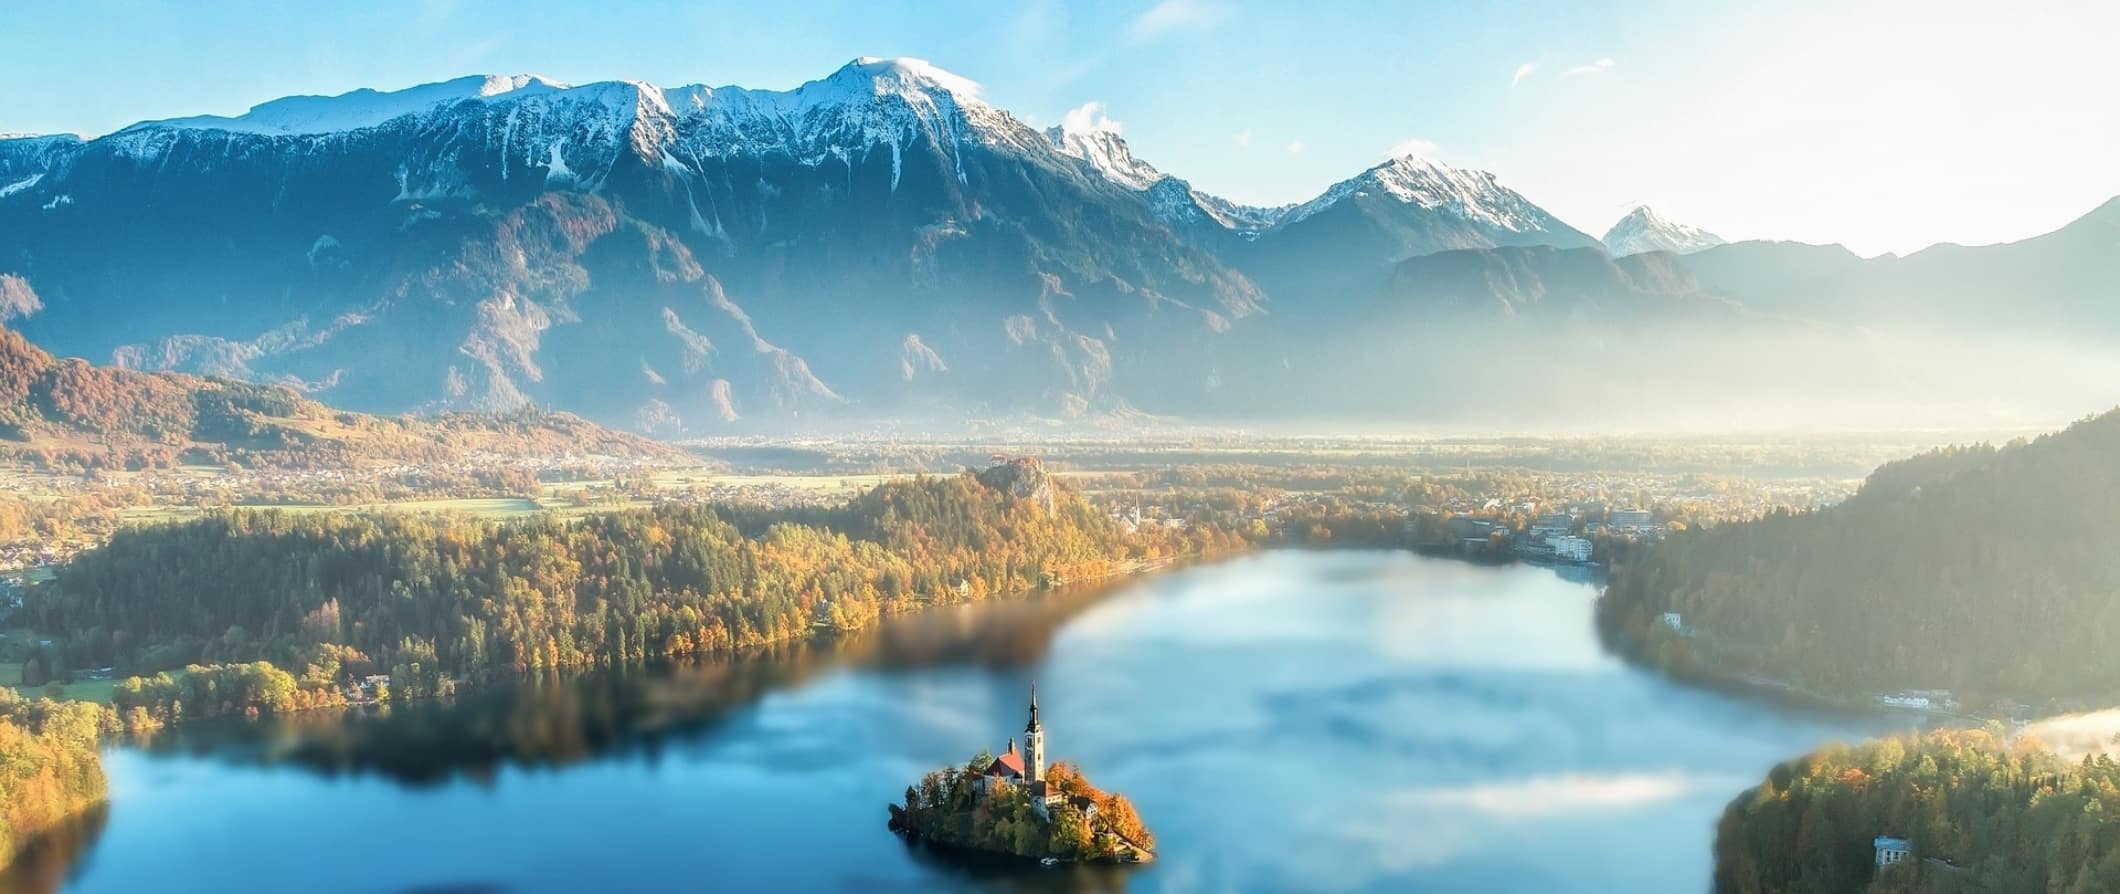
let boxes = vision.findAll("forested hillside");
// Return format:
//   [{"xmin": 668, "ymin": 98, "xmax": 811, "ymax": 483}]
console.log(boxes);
[
  {"xmin": 1599, "ymin": 409, "xmax": 2120, "ymax": 706},
  {"xmin": 1713, "ymin": 729, "xmax": 2120, "ymax": 893},
  {"xmin": 0, "ymin": 325, "xmax": 682, "ymax": 470},
  {"xmin": 28, "ymin": 472, "xmax": 1235, "ymax": 714}
]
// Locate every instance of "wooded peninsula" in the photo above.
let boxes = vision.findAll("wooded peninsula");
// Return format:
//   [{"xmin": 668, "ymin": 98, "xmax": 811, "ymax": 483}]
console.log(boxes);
[
  {"xmin": 1715, "ymin": 729, "xmax": 2120, "ymax": 893},
  {"xmin": 1599, "ymin": 409, "xmax": 2120, "ymax": 710}
]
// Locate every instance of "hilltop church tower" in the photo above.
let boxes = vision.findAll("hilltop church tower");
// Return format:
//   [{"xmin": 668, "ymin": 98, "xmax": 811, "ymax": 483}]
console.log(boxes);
[{"xmin": 1024, "ymin": 683, "xmax": 1046, "ymax": 782}]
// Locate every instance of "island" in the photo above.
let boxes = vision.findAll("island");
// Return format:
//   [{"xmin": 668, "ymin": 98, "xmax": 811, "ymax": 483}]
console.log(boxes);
[{"xmin": 888, "ymin": 685, "xmax": 1154, "ymax": 865}]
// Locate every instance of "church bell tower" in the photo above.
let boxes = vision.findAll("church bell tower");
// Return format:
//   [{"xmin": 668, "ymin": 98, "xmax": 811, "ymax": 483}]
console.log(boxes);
[{"xmin": 1024, "ymin": 682, "xmax": 1046, "ymax": 782}]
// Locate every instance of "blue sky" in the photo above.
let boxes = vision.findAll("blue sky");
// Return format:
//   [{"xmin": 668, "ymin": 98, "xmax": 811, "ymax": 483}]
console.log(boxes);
[{"xmin": 4, "ymin": 0, "xmax": 2114, "ymax": 255}]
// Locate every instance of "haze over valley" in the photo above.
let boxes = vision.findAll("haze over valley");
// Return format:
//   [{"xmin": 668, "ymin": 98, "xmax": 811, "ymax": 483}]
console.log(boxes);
[{"xmin": 4, "ymin": 59, "xmax": 2114, "ymax": 435}]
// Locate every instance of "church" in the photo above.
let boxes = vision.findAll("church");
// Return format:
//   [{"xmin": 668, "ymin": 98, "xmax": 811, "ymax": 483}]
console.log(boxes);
[{"xmin": 975, "ymin": 684, "xmax": 1079, "ymax": 817}]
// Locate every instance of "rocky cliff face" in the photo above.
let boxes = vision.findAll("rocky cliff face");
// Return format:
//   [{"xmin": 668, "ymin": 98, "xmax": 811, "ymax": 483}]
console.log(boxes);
[{"xmin": 975, "ymin": 458, "xmax": 1056, "ymax": 512}]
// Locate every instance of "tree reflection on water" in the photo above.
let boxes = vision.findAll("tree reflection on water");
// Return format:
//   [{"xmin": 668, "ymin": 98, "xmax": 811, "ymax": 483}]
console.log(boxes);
[
  {"xmin": 132, "ymin": 581, "xmax": 1117, "ymax": 786},
  {"xmin": 0, "ymin": 805, "xmax": 106, "ymax": 894},
  {"xmin": 897, "ymin": 834, "xmax": 1136, "ymax": 894}
]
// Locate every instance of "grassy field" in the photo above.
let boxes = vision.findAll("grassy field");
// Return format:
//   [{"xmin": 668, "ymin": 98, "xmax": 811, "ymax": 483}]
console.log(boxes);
[
  {"xmin": 8, "ymin": 672, "xmax": 117, "ymax": 705},
  {"xmin": 538, "ymin": 472, "xmax": 909, "ymax": 508},
  {"xmin": 115, "ymin": 505, "xmax": 205, "ymax": 524},
  {"xmin": 120, "ymin": 495, "xmax": 552, "ymax": 525},
  {"xmin": 705, "ymin": 473, "xmax": 903, "ymax": 490},
  {"xmin": 341, "ymin": 497, "xmax": 543, "ymax": 517},
  {"xmin": 50, "ymin": 468, "xmax": 913, "ymax": 537},
  {"xmin": 1, "ymin": 628, "xmax": 117, "ymax": 704}
]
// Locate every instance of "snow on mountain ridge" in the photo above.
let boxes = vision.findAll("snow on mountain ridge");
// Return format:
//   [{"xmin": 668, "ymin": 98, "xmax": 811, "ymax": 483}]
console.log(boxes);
[
  {"xmin": 839, "ymin": 57, "xmax": 986, "ymax": 104},
  {"xmin": 103, "ymin": 58, "xmax": 1050, "ymax": 188},
  {"xmin": 681, "ymin": 57, "xmax": 1033, "ymax": 168},
  {"xmin": 1045, "ymin": 102, "xmax": 1163, "ymax": 191},
  {"xmin": 1602, "ymin": 205, "xmax": 1725, "ymax": 256},
  {"xmin": 79, "ymin": 61, "xmax": 1579, "ymax": 249},
  {"xmin": 1278, "ymin": 154, "xmax": 1551, "ymax": 232},
  {"xmin": 113, "ymin": 58, "xmax": 996, "ymax": 140},
  {"xmin": 126, "ymin": 75, "xmax": 572, "ymax": 136},
  {"xmin": 1041, "ymin": 111, "xmax": 1285, "ymax": 233}
]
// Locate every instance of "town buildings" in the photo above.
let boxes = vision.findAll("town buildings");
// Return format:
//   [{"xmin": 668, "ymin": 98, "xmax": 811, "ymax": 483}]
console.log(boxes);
[{"xmin": 1549, "ymin": 535, "xmax": 1594, "ymax": 563}]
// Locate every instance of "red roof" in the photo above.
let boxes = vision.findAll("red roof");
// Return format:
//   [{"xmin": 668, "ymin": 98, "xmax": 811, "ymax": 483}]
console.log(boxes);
[{"xmin": 985, "ymin": 752, "xmax": 1025, "ymax": 778}]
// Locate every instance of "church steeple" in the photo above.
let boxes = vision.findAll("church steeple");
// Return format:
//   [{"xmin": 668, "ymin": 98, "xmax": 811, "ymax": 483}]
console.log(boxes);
[{"xmin": 1023, "ymin": 682, "xmax": 1046, "ymax": 783}]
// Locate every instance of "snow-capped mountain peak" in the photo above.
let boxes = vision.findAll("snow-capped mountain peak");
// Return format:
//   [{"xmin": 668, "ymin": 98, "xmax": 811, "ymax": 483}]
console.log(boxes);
[
  {"xmin": 65, "ymin": 62, "xmax": 1586, "ymax": 254},
  {"xmin": 1044, "ymin": 103, "xmax": 1162, "ymax": 191},
  {"xmin": 1601, "ymin": 205, "xmax": 1725, "ymax": 256},
  {"xmin": 1279, "ymin": 153, "xmax": 1555, "ymax": 234},
  {"xmin": 111, "ymin": 58, "xmax": 994, "ymax": 142},
  {"xmin": 90, "ymin": 57, "xmax": 1045, "ymax": 192},
  {"xmin": 680, "ymin": 56, "xmax": 1035, "ymax": 167},
  {"xmin": 1038, "ymin": 109, "xmax": 1286, "ymax": 233},
  {"xmin": 828, "ymin": 57, "xmax": 987, "ymax": 105}
]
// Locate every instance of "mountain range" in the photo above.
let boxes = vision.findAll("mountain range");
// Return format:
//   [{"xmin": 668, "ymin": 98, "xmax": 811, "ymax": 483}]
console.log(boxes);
[{"xmin": 2, "ymin": 58, "xmax": 2115, "ymax": 432}]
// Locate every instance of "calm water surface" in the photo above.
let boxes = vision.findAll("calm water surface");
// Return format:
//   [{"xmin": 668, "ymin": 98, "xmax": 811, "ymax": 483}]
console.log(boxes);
[{"xmin": 6, "ymin": 551, "xmax": 1881, "ymax": 893}]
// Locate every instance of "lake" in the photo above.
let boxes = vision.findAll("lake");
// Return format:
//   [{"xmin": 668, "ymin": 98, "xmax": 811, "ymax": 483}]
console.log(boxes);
[{"xmin": 3, "ymin": 550, "xmax": 1883, "ymax": 893}]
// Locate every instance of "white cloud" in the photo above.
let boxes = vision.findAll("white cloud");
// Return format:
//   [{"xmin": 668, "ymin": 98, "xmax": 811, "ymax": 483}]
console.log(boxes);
[
  {"xmin": 1060, "ymin": 101, "xmax": 1122, "ymax": 135},
  {"xmin": 1232, "ymin": 129, "xmax": 1252, "ymax": 148},
  {"xmin": 1285, "ymin": 140, "xmax": 1304, "ymax": 155},
  {"xmin": 0, "ymin": 274, "xmax": 43, "ymax": 322},
  {"xmin": 1565, "ymin": 56, "xmax": 1616, "ymax": 76},
  {"xmin": 1386, "ymin": 137, "xmax": 1441, "ymax": 160},
  {"xmin": 1129, "ymin": 0, "xmax": 1225, "ymax": 42},
  {"xmin": 1511, "ymin": 62, "xmax": 1539, "ymax": 87}
]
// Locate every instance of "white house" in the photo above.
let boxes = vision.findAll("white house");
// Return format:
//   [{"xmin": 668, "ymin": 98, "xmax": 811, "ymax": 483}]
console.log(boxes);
[
  {"xmin": 1549, "ymin": 536, "xmax": 1593, "ymax": 563},
  {"xmin": 1874, "ymin": 836, "xmax": 1911, "ymax": 867}
]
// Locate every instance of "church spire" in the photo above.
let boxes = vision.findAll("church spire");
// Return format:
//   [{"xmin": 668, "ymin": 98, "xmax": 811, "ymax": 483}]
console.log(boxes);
[{"xmin": 1023, "ymin": 681, "xmax": 1047, "ymax": 784}]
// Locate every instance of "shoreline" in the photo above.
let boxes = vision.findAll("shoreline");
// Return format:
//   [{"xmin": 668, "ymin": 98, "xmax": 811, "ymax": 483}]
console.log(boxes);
[
  {"xmin": 106, "ymin": 547, "xmax": 1225, "ymax": 737},
  {"xmin": 1589, "ymin": 585, "xmax": 2015, "ymax": 731},
  {"xmin": 886, "ymin": 822, "xmax": 1155, "ymax": 867}
]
